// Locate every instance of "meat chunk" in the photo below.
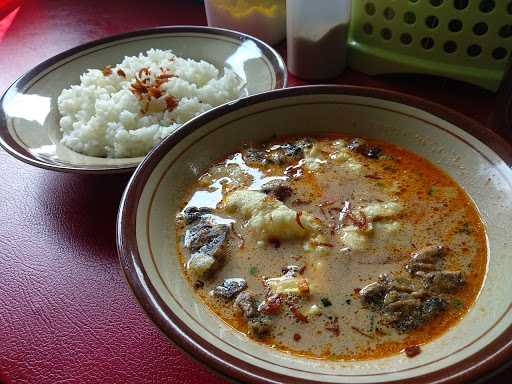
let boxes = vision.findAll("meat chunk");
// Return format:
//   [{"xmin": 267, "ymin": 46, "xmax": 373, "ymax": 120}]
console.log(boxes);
[
  {"xmin": 282, "ymin": 140, "xmax": 311, "ymax": 157},
  {"xmin": 406, "ymin": 244, "xmax": 446, "ymax": 275},
  {"xmin": 365, "ymin": 147, "xmax": 382, "ymax": 159},
  {"xmin": 272, "ymin": 139, "xmax": 313, "ymax": 164},
  {"xmin": 347, "ymin": 138, "xmax": 382, "ymax": 159},
  {"xmin": 258, "ymin": 294, "xmax": 283, "ymax": 315},
  {"xmin": 268, "ymin": 150, "xmax": 298, "ymax": 165},
  {"xmin": 181, "ymin": 206, "xmax": 213, "ymax": 224},
  {"xmin": 421, "ymin": 297, "xmax": 447, "ymax": 318},
  {"xmin": 385, "ymin": 296, "xmax": 447, "ymax": 332},
  {"xmin": 360, "ymin": 275, "xmax": 418, "ymax": 308},
  {"xmin": 294, "ymin": 137, "xmax": 314, "ymax": 150},
  {"xmin": 385, "ymin": 298, "xmax": 421, "ymax": 313},
  {"xmin": 261, "ymin": 179, "xmax": 293, "ymax": 201},
  {"xmin": 244, "ymin": 148, "xmax": 267, "ymax": 163},
  {"xmin": 347, "ymin": 138, "xmax": 366, "ymax": 152},
  {"xmin": 243, "ymin": 139, "xmax": 313, "ymax": 166},
  {"xmin": 379, "ymin": 274, "xmax": 416, "ymax": 293},
  {"xmin": 247, "ymin": 316, "xmax": 273, "ymax": 338},
  {"xmin": 184, "ymin": 218, "xmax": 229, "ymax": 277},
  {"xmin": 401, "ymin": 297, "xmax": 446, "ymax": 332},
  {"xmin": 411, "ymin": 245, "xmax": 446, "ymax": 263},
  {"xmin": 406, "ymin": 262, "xmax": 436, "ymax": 275},
  {"xmin": 360, "ymin": 282, "xmax": 387, "ymax": 307},
  {"xmin": 361, "ymin": 273, "xmax": 449, "ymax": 332},
  {"xmin": 383, "ymin": 290, "xmax": 413, "ymax": 305},
  {"xmin": 184, "ymin": 219, "xmax": 229, "ymax": 254},
  {"xmin": 360, "ymin": 253, "xmax": 456, "ymax": 333},
  {"xmin": 423, "ymin": 271, "xmax": 465, "ymax": 293},
  {"xmin": 234, "ymin": 291, "xmax": 258, "ymax": 319},
  {"xmin": 269, "ymin": 146, "xmax": 302, "ymax": 164},
  {"xmin": 212, "ymin": 278, "xmax": 247, "ymax": 300},
  {"xmin": 234, "ymin": 291, "xmax": 273, "ymax": 337}
]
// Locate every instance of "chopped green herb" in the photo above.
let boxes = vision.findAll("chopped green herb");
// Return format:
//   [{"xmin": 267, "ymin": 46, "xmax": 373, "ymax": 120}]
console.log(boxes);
[
  {"xmin": 428, "ymin": 186, "xmax": 436, "ymax": 196},
  {"xmin": 321, "ymin": 297, "xmax": 332, "ymax": 307},
  {"xmin": 249, "ymin": 266, "xmax": 257, "ymax": 276},
  {"xmin": 328, "ymin": 354, "xmax": 337, "ymax": 361},
  {"xmin": 376, "ymin": 181, "xmax": 385, "ymax": 187},
  {"xmin": 452, "ymin": 298, "xmax": 464, "ymax": 309},
  {"xmin": 456, "ymin": 222, "xmax": 472, "ymax": 235}
]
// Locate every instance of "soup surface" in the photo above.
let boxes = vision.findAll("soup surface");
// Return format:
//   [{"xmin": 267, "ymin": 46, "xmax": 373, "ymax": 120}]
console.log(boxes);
[{"xmin": 175, "ymin": 136, "xmax": 487, "ymax": 360}]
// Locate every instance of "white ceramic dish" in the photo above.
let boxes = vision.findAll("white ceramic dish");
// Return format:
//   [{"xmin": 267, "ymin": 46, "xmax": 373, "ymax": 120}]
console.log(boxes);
[
  {"xmin": 0, "ymin": 26, "xmax": 286, "ymax": 174},
  {"xmin": 117, "ymin": 85, "xmax": 512, "ymax": 383}
]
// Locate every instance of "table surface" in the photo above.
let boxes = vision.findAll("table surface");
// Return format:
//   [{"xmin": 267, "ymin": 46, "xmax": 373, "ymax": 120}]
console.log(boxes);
[{"xmin": 0, "ymin": 1, "xmax": 508, "ymax": 383}]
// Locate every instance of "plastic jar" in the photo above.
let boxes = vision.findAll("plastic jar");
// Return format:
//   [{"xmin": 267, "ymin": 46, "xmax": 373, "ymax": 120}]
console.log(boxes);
[
  {"xmin": 287, "ymin": 0, "xmax": 351, "ymax": 80},
  {"xmin": 204, "ymin": 0, "xmax": 286, "ymax": 46}
]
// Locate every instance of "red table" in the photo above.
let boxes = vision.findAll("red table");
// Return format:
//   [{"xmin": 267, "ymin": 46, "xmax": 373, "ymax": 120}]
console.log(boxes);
[{"xmin": 0, "ymin": 1, "xmax": 507, "ymax": 383}]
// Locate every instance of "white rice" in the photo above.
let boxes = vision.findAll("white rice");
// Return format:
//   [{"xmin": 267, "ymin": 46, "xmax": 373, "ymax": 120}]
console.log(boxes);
[{"xmin": 57, "ymin": 49, "xmax": 244, "ymax": 158}]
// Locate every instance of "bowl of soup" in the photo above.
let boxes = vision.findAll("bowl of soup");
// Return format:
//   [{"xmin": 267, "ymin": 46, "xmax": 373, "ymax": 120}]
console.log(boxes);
[{"xmin": 117, "ymin": 85, "xmax": 512, "ymax": 383}]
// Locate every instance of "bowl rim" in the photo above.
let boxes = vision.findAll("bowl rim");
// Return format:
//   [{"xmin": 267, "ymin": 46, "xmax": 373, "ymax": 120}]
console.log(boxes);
[
  {"xmin": 117, "ymin": 85, "xmax": 512, "ymax": 384},
  {"xmin": 0, "ymin": 25, "xmax": 287, "ymax": 174}
]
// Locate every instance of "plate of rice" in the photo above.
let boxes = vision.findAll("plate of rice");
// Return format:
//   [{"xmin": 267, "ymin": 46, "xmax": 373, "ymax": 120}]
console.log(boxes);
[{"xmin": 0, "ymin": 26, "xmax": 287, "ymax": 173}]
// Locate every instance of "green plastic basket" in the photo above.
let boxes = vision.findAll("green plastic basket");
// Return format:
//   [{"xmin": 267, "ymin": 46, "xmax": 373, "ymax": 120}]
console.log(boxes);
[{"xmin": 348, "ymin": 0, "xmax": 512, "ymax": 91}]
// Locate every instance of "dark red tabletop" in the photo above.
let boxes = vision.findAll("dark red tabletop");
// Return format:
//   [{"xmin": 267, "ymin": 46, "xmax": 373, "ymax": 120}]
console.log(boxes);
[{"xmin": 0, "ymin": 1, "xmax": 508, "ymax": 383}]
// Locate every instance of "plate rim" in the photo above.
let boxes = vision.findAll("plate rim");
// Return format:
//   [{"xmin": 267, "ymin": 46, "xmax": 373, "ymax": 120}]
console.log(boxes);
[
  {"xmin": 0, "ymin": 25, "xmax": 288, "ymax": 174},
  {"xmin": 117, "ymin": 84, "xmax": 512, "ymax": 384}
]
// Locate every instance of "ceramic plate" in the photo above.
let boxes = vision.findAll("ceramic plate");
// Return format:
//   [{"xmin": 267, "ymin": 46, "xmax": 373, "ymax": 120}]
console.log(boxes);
[
  {"xmin": 117, "ymin": 86, "xmax": 512, "ymax": 383},
  {"xmin": 0, "ymin": 26, "xmax": 286, "ymax": 174}
]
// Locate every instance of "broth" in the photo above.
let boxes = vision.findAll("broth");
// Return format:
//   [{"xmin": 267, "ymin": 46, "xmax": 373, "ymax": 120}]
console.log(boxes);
[{"xmin": 175, "ymin": 135, "xmax": 487, "ymax": 360}]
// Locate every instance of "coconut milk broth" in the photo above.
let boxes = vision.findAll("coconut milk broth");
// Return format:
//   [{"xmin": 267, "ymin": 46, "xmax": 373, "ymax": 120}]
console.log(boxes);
[{"xmin": 176, "ymin": 135, "xmax": 487, "ymax": 360}]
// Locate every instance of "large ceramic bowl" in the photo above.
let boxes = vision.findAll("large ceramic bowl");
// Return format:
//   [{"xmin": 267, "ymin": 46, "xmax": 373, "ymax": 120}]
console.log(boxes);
[
  {"xmin": 117, "ymin": 86, "xmax": 512, "ymax": 383},
  {"xmin": 0, "ymin": 26, "xmax": 286, "ymax": 174}
]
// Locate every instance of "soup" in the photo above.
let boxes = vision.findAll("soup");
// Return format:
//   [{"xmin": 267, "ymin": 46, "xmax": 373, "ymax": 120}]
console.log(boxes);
[{"xmin": 175, "ymin": 136, "xmax": 487, "ymax": 360}]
